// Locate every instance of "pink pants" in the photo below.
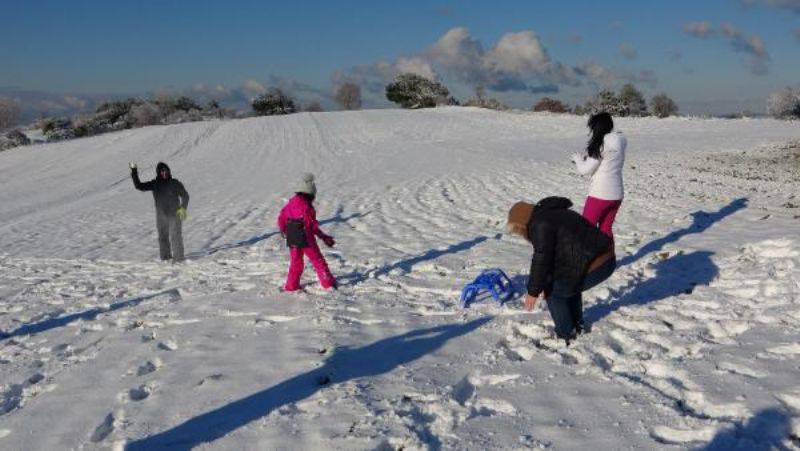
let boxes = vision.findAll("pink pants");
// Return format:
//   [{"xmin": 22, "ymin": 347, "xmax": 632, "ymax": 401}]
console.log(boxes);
[
  {"xmin": 582, "ymin": 196, "xmax": 622, "ymax": 241},
  {"xmin": 284, "ymin": 244, "xmax": 336, "ymax": 291}
]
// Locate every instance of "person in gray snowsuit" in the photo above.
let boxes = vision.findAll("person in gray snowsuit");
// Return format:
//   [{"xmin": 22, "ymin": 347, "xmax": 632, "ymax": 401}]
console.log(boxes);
[{"xmin": 130, "ymin": 161, "xmax": 189, "ymax": 261}]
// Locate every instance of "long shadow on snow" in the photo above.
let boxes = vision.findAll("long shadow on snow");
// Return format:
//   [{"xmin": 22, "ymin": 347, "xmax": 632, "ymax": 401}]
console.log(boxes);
[
  {"xmin": 697, "ymin": 407, "xmax": 794, "ymax": 451},
  {"xmin": 125, "ymin": 317, "xmax": 493, "ymax": 450},
  {"xmin": 185, "ymin": 206, "xmax": 370, "ymax": 260},
  {"xmin": 618, "ymin": 198, "xmax": 747, "ymax": 267},
  {"xmin": 0, "ymin": 288, "xmax": 180, "ymax": 341},
  {"xmin": 339, "ymin": 233, "xmax": 502, "ymax": 286},
  {"xmin": 584, "ymin": 251, "xmax": 718, "ymax": 326}
]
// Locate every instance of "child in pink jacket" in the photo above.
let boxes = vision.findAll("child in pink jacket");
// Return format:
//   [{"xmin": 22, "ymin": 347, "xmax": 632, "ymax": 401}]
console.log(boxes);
[{"xmin": 278, "ymin": 173, "xmax": 337, "ymax": 291}]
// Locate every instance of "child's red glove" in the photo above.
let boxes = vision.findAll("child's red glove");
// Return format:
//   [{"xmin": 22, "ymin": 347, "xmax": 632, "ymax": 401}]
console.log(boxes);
[{"xmin": 322, "ymin": 236, "xmax": 335, "ymax": 248}]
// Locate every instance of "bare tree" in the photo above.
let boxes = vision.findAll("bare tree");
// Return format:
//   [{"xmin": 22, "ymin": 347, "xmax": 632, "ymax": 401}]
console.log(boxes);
[
  {"xmin": 334, "ymin": 82, "xmax": 362, "ymax": 110},
  {"xmin": 618, "ymin": 84, "xmax": 648, "ymax": 116},
  {"xmin": 129, "ymin": 103, "xmax": 164, "ymax": 127},
  {"xmin": 767, "ymin": 87, "xmax": 800, "ymax": 119},
  {"xmin": 651, "ymin": 94, "xmax": 679, "ymax": 118},
  {"xmin": 0, "ymin": 97, "xmax": 21, "ymax": 130},
  {"xmin": 532, "ymin": 97, "xmax": 569, "ymax": 113},
  {"xmin": 463, "ymin": 86, "xmax": 509, "ymax": 110}
]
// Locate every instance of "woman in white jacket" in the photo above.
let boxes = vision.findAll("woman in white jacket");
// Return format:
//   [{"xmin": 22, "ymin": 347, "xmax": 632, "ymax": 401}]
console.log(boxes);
[{"xmin": 571, "ymin": 112, "xmax": 626, "ymax": 242}]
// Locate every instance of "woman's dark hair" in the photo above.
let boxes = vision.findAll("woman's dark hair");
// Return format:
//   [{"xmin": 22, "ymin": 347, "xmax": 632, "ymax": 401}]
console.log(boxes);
[
  {"xmin": 296, "ymin": 192, "xmax": 315, "ymax": 202},
  {"xmin": 586, "ymin": 112, "xmax": 614, "ymax": 159}
]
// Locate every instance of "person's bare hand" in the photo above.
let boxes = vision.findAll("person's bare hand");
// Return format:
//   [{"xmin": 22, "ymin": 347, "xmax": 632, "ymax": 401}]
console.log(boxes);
[{"xmin": 524, "ymin": 294, "xmax": 538, "ymax": 311}]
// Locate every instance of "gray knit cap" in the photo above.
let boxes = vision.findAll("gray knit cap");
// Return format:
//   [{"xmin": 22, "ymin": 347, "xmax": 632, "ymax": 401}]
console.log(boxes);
[{"xmin": 296, "ymin": 173, "xmax": 317, "ymax": 197}]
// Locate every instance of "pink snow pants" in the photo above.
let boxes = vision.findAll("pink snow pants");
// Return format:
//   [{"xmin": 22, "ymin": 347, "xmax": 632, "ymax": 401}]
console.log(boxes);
[
  {"xmin": 582, "ymin": 196, "xmax": 623, "ymax": 241},
  {"xmin": 284, "ymin": 244, "xmax": 336, "ymax": 291}
]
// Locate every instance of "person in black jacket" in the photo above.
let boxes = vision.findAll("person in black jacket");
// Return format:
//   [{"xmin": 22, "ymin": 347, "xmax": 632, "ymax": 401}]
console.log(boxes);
[
  {"xmin": 507, "ymin": 197, "xmax": 616, "ymax": 343},
  {"xmin": 130, "ymin": 161, "xmax": 190, "ymax": 261}
]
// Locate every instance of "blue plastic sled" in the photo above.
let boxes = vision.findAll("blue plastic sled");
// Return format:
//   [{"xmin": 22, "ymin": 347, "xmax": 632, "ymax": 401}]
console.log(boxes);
[{"xmin": 460, "ymin": 268, "xmax": 515, "ymax": 308}]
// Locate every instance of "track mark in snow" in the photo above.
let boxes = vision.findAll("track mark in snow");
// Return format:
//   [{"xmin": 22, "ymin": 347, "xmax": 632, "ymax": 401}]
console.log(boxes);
[
  {"xmin": 502, "ymin": 342, "xmax": 536, "ymax": 361},
  {"xmin": 334, "ymin": 315, "xmax": 385, "ymax": 326},
  {"xmin": 0, "ymin": 385, "xmax": 24, "ymax": 416},
  {"xmin": 716, "ymin": 361, "xmax": 767, "ymax": 379},
  {"xmin": 253, "ymin": 315, "xmax": 302, "ymax": 327},
  {"xmin": 472, "ymin": 398, "xmax": 517, "ymax": 416},
  {"xmin": 776, "ymin": 388, "xmax": 800, "ymax": 414},
  {"xmin": 650, "ymin": 425, "xmax": 717, "ymax": 444},
  {"xmin": 165, "ymin": 319, "xmax": 201, "ymax": 325},
  {"xmin": 90, "ymin": 411, "xmax": 121, "ymax": 443},
  {"xmin": 136, "ymin": 358, "xmax": 163, "ymax": 376},
  {"xmin": 219, "ymin": 310, "xmax": 260, "ymax": 317},
  {"xmin": 157, "ymin": 340, "xmax": 178, "ymax": 351},
  {"xmin": 767, "ymin": 343, "xmax": 800, "ymax": 355},
  {"xmin": 468, "ymin": 373, "xmax": 521, "ymax": 386},
  {"xmin": 128, "ymin": 384, "xmax": 154, "ymax": 402},
  {"xmin": 412, "ymin": 307, "xmax": 459, "ymax": 317}
]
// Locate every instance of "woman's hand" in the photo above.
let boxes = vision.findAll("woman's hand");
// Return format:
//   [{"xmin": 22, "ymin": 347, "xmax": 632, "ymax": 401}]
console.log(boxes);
[{"xmin": 524, "ymin": 294, "xmax": 539, "ymax": 311}]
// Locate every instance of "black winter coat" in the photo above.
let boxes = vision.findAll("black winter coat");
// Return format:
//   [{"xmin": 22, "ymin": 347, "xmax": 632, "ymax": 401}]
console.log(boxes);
[
  {"xmin": 132, "ymin": 162, "xmax": 189, "ymax": 216},
  {"xmin": 527, "ymin": 197, "xmax": 611, "ymax": 297}
]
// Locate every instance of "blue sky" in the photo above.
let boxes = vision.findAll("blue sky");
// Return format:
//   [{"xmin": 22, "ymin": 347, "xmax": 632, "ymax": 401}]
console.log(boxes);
[{"xmin": 2, "ymin": 0, "xmax": 799, "ymax": 114}]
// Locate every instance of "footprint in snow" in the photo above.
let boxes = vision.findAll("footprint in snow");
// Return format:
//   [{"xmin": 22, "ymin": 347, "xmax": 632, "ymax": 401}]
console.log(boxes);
[
  {"xmin": 90, "ymin": 411, "xmax": 122, "ymax": 443},
  {"xmin": 136, "ymin": 358, "xmax": 163, "ymax": 376},
  {"xmin": 197, "ymin": 374, "xmax": 225, "ymax": 386},
  {"xmin": 157, "ymin": 340, "xmax": 178, "ymax": 351},
  {"xmin": 128, "ymin": 383, "xmax": 154, "ymax": 402}
]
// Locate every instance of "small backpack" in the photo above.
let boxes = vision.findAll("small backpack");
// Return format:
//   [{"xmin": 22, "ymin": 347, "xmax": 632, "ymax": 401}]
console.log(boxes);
[{"xmin": 285, "ymin": 218, "xmax": 308, "ymax": 248}]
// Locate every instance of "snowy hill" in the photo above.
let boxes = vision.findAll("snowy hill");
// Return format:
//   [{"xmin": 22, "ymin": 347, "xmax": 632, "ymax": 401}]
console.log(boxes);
[{"xmin": 0, "ymin": 107, "xmax": 799, "ymax": 449}]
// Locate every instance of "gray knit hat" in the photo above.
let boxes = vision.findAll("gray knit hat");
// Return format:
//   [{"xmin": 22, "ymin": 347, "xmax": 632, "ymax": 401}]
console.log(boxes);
[{"xmin": 296, "ymin": 173, "xmax": 317, "ymax": 197}]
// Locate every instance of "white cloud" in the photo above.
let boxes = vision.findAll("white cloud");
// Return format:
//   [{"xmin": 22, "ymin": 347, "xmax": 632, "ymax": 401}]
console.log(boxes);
[
  {"xmin": 242, "ymin": 80, "xmax": 267, "ymax": 96},
  {"xmin": 335, "ymin": 26, "xmax": 658, "ymax": 98},
  {"xmin": 395, "ymin": 57, "xmax": 437, "ymax": 80},
  {"xmin": 573, "ymin": 63, "xmax": 658, "ymax": 89},
  {"xmin": 427, "ymin": 27, "xmax": 577, "ymax": 92},
  {"xmin": 719, "ymin": 23, "xmax": 770, "ymax": 75},
  {"xmin": 574, "ymin": 63, "xmax": 618, "ymax": 88},
  {"xmin": 428, "ymin": 27, "xmax": 485, "ymax": 84},
  {"xmin": 685, "ymin": 22, "xmax": 770, "ymax": 76},
  {"xmin": 683, "ymin": 22, "xmax": 715, "ymax": 39},
  {"xmin": 486, "ymin": 31, "xmax": 551, "ymax": 74}
]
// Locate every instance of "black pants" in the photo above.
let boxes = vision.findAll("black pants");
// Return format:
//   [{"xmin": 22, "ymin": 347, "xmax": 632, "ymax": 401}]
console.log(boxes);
[
  {"xmin": 545, "ymin": 257, "xmax": 616, "ymax": 340},
  {"xmin": 156, "ymin": 211, "xmax": 184, "ymax": 261}
]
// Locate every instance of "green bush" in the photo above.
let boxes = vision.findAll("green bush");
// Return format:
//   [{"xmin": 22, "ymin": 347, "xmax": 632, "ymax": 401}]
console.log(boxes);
[
  {"xmin": 386, "ymin": 73, "xmax": 451, "ymax": 109},
  {"xmin": 251, "ymin": 88, "xmax": 297, "ymax": 116}
]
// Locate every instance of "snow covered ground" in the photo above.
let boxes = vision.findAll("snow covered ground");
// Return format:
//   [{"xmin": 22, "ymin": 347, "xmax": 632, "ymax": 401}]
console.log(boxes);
[{"xmin": 0, "ymin": 107, "xmax": 799, "ymax": 450}]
